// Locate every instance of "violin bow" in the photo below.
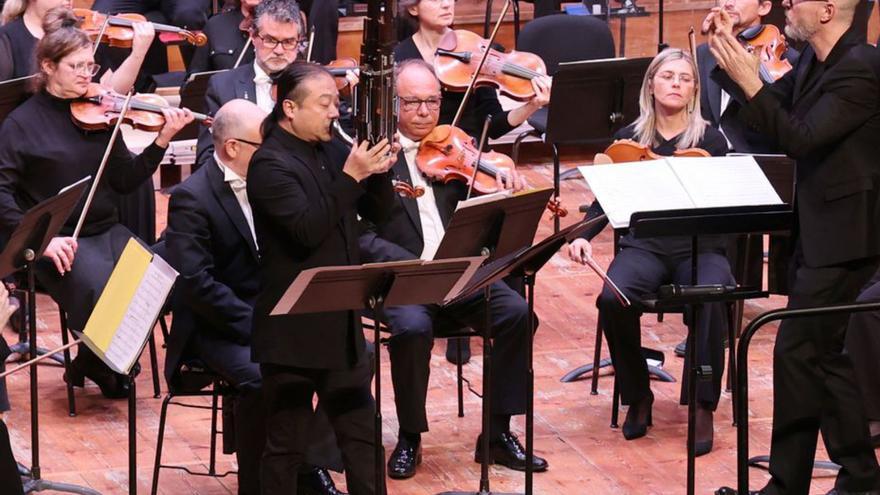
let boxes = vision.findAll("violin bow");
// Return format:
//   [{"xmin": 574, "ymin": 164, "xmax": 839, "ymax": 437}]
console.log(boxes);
[
  {"xmin": 688, "ymin": 26, "xmax": 699, "ymax": 75},
  {"xmin": 305, "ymin": 27, "xmax": 316, "ymax": 63},
  {"xmin": 91, "ymin": 15, "xmax": 112, "ymax": 56},
  {"xmin": 72, "ymin": 91, "xmax": 135, "ymax": 241},
  {"xmin": 233, "ymin": 37, "xmax": 253, "ymax": 70},
  {"xmin": 450, "ymin": 0, "xmax": 511, "ymax": 129}
]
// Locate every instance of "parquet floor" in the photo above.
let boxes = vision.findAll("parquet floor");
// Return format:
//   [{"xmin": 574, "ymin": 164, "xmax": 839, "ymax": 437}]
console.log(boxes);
[{"xmin": 1, "ymin": 161, "xmax": 853, "ymax": 494}]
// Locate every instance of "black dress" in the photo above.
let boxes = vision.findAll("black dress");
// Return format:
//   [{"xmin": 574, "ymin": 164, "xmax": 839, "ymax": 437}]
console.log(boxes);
[
  {"xmin": 394, "ymin": 36, "xmax": 514, "ymax": 140},
  {"xmin": 581, "ymin": 123, "xmax": 734, "ymax": 410},
  {"xmin": 0, "ymin": 17, "xmax": 37, "ymax": 81}
]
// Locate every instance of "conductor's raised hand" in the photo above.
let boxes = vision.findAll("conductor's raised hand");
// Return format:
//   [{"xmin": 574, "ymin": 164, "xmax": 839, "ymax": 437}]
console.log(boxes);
[{"xmin": 708, "ymin": 9, "xmax": 763, "ymax": 99}]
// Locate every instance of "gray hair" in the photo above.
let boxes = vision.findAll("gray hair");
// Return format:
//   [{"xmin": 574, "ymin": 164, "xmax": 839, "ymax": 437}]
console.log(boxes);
[{"xmin": 253, "ymin": 0, "xmax": 303, "ymax": 33}]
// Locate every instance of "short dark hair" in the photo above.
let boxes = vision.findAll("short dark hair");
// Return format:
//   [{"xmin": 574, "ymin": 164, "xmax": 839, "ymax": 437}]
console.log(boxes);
[{"xmin": 261, "ymin": 62, "xmax": 332, "ymax": 138}]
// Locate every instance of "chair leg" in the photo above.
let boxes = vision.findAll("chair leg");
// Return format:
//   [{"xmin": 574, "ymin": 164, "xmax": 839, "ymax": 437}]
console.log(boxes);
[
  {"xmin": 59, "ymin": 311, "xmax": 76, "ymax": 417},
  {"xmin": 148, "ymin": 330, "xmax": 161, "ymax": 398},
  {"xmin": 610, "ymin": 375, "xmax": 620, "ymax": 429},
  {"xmin": 151, "ymin": 394, "xmax": 172, "ymax": 495},
  {"xmin": 727, "ymin": 302, "xmax": 738, "ymax": 426},
  {"xmin": 590, "ymin": 322, "xmax": 604, "ymax": 395},
  {"xmin": 456, "ymin": 339, "xmax": 465, "ymax": 418},
  {"xmin": 552, "ymin": 142, "xmax": 561, "ymax": 233},
  {"xmin": 158, "ymin": 316, "xmax": 170, "ymax": 348},
  {"xmin": 209, "ymin": 384, "xmax": 220, "ymax": 476}
]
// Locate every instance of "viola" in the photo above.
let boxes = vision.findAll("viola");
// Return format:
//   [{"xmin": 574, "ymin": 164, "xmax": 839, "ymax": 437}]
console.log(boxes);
[
  {"xmin": 595, "ymin": 139, "xmax": 710, "ymax": 164},
  {"xmin": 74, "ymin": 8, "xmax": 207, "ymax": 48},
  {"xmin": 70, "ymin": 83, "xmax": 211, "ymax": 132},
  {"xmin": 434, "ymin": 29, "xmax": 548, "ymax": 102},
  {"xmin": 324, "ymin": 58, "xmax": 359, "ymax": 91},
  {"xmin": 736, "ymin": 24, "xmax": 792, "ymax": 83},
  {"xmin": 415, "ymin": 124, "xmax": 567, "ymax": 217}
]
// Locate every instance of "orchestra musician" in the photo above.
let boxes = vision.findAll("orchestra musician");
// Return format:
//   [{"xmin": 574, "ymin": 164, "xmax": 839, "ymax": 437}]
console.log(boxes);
[
  {"xmin": 708, "ymin": 0, "xmax": 880, "ymax": 492},
  {"xmin": 165, "ymin": 98, "xmax": 346, "ymax": 495},
  {"xmin": 566, "ymin": 48, "xmax": 732, "ymax": 456},
  {"xmin": 0, "ymin": 8, "xmax": 194, "ymax": 398},
  {"xmin": 358, "ymin": 59, "xmax": 548, "ymax": 480},
  {"xmin": 246, "ymin": 61, "xmax": 395, "ymax": 495},
  {"xmin": 697, "ymin": 0, "xmax": 798, "ymax": 154},
  {"xmin": 197, "ymin": 0, "xmax": 303, "ymax": 165},
  {"xmin": 0, "ymin": 0, "xmax": 155, "ymax": 93}
]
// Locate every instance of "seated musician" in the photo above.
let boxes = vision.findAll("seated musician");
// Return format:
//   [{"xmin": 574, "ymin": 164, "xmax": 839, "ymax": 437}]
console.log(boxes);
[
  {"xmin": 196, "ymin": 0, "xmax": 302, "ymax": 165},
  {"xmin": 0, "ymin": 9, "xmax": 194, "ymax": 398},
  {"xmin": 697, "ymin": 0, "xmax": 798, "ymax": 154},
  {"xmin": 165, "ymin": 98, "xmax": 345, "ymax": 495},
  {"xmin": 395, "ymin": 0, "xmax": 552, "ymax": 363},
  {"xmin": 566, "ymin": 48, "xmax": 731, "ymax": 456},
  {"xmin": 0, "ymin": 1, "xmax": 154, "ymax": 92},
  {"xmin": 359, "ymin": 59, "xmax": 548, "ymax": 480}
]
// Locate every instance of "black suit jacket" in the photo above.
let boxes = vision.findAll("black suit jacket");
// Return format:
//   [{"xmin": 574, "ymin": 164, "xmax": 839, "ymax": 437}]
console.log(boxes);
[
  {"xmin": 187, "ymin": 9, "xmax": 253, "ymax": 76},
  {"xmin": 359, "ymin": 153, "xmax": 466, "ymax": 262},
  {"xmin": 164, "ymin": 157, "xmax": 261, "ymax": 384},
  {"xmin": 738, "ymin": 29, "xmax": 880, "ymax": 267},
  {"xmin": 247, "ymin": 127, "xmax": 394, "ymax": 369},
  {"xmin": 196, "ymin": 64, "xmax": 258, "ymax": 166},
  {"xmin": 697, "ymin": 42, "xmax": 797, "ymax": 154}
]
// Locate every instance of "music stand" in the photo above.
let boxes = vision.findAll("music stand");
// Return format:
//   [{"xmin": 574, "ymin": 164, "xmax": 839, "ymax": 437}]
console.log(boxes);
[
  {"xmin": 177, "ymin": 70, "xmax": 225, "ymax": 141},
  {"xmin": 0, "ymin": 75, "xmax": 34, "ymax": 124},
  {"xmin": 0, "ymin": 178, "xmax": 100, "ymax": 495},
  {"xmin": 270, "ymin": 257, "xmax": 486, "ymax": 495},
  {"xmin": 628, "ymin": 204, "xmax": 792, "ymax": 495}
]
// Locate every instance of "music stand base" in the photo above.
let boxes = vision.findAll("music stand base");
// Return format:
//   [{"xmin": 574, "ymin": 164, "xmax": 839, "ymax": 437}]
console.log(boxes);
[
  {"xmin": 23, "ymin": 477, "xmax": 101, "ymax": 494},
  {"xmin": 7, "ymin": 343, "xmax": 64, "ymax": 366},
  {"xmin": 560, "ymin": 360, "xmax": 675, "ymax": 383},
  {"xmin": 747, "ymin": 454, "xmax": 840, "ymax": 471},
  {"xmin": 438, "ymin": 491, "xmax": 523, "ymax": 495}
]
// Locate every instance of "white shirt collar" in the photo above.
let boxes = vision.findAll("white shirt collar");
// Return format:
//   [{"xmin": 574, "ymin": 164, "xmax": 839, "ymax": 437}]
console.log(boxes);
[
  {"xmin": 253, "ymin": 62, "xmax": 271, "ymax": 84},
  {"xmin": 214, "ymin": 152, "xmax": 247, "ymax": 186}
]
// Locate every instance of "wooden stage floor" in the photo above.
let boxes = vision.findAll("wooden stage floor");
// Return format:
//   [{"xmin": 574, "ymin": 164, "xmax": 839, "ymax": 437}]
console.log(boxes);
[{"xmin": 1, "ymin": 162, "xmax": 853, "ymax": 494}]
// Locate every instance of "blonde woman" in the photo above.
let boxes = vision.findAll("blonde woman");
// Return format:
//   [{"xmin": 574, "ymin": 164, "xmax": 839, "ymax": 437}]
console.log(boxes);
[{"xmin": 567, "ymin": 48, "xmax": 730, "ymax": 456}]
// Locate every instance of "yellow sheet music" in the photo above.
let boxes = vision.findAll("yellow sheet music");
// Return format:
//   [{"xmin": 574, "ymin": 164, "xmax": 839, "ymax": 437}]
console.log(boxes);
[{"xmin": 82, "ymin": 238, "xmax": 152, "ymax": 352}]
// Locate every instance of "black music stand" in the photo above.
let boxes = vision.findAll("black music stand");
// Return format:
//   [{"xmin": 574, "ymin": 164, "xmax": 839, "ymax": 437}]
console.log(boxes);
[
  {"xmin": 441, "ymin": 216, "xmax": 605, "ymax": 495},
  {"xmin": 177, "ymin": 70, "xmax": 224, "ymax": 140},
  {"xmin": 0, "ymin": 178, "xmax": 100, "ymax": 495},
  {"xmin": 0, "ymin": 75, "xmax": 34, "ymax": 124},
  {"xmin": 627, "ymin": 204, "xmax": 792, "ymax": 495},
  {"xmin": 270, "ymin": 257, "xmax": 486, "ymax": 495}
]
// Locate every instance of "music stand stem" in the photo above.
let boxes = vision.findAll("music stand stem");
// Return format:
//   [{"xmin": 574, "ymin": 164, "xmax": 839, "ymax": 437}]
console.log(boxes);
[
  {"xmin": 368, "ymin": 287, "xmax": 391, "ymax": 495},
  {"xmin": 129, "ymin": 372, "xmax": 137, "ymax": 495}
]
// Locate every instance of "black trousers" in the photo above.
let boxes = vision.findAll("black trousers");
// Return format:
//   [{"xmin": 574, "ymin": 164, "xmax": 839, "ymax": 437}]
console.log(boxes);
[
  {"xmin": 0, "ymin": 420, "xmax": 23, "ymax": 495},
  {"xmin": 260, "ymin": 357, "xmax": 378, "ymax": 495},
  {"xmin": 598, "ymin": 247, "xmax": 733, "ymax": 409},
  {"xmin": 192, "ymin": 334, "xmax": 344, "ymax": 495},
  {"xmin": 846, "ymin": 270, "xmax": 880, "ymax": 421},
  {"xmin": 298, "ymin": 0, "xmax": 339, "ymax": 64},
  {"xmin": 384, "ymin": 281, "xmax": 532, "ymax": 435},
  {"xmin": 764, "ymin": 244, "xmax": 880, "ymax": 495}
]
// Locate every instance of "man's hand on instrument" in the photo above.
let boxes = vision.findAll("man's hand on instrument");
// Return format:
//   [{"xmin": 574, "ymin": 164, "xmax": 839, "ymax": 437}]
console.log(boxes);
[
  {"xmin": 343, "ymin": 137, "xmax": 398, "ymax": 182},
  {"xmin": 43, "ymin": 237, "xmax": 78, "ymax": 275},
  {"xmin": 528, "ymin": 75, "xmax": 552, "ymax": 109},
  {"xmin": 345, "ymin": 69, "xmax": 359, "ymax": 88},
  {"xmin": 130, "ymin": 21, "xmax": 156, "ymax": 59},
  {"xmin": 495, "ymin": 166, "xmax": 528, "ymax": 192},
  {"xmin": 566, "ymin": 238, "xmax": 593, "ymax": 265},
  {"xmin": 709, "ymin": 10, "xmax": 763, "ymax": 100},
  {"xmin": 155, "ymin": 107, "xmax": 195, "ymax": 148}
]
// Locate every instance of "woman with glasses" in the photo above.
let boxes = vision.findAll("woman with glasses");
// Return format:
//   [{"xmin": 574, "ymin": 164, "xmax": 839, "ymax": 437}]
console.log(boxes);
[
  {"xmin": 395, "ymin": 0, "xmax": 552, "ymax": 143},
  {"xmin": 0, "ymin": 0, "xmax": 154, "ymax": 92},
  {"xmin": 0, "ymin": 7, "xmax": 193, "ymax": 398},
  {"xmin": 566, "ymin": 48, "xmax": 731, "ymax": 456}
]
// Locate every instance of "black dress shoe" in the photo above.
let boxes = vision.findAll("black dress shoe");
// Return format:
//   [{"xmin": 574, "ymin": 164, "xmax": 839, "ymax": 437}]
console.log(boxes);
[
  {"xmin": 474, "ymin": 432, "xmax": 548, "ymax": 472},
  {"xmin": 674, "ymin": 338, "xmax": 687, "ymax": 357},
  {"xmin": 622, "ymin": 392, "xmax": 653, "ymax": 440},
  {"xmin": 715, "ymin": 488, "xmax": 764, "ymax": 495},
  {"xmin": 65, "ymin": 354, "xmax": 129, "ymax": 399},
  {"xmin": 695, "ymin": 405, "xmax": 714, "ymax": 457},
  {"xmin": 298, "ymin": 467, "xmax": 346, "ymax": 495},
  {"xmin": 445, "ymin": 336, "xmax": 471, "ymax": 365},
  {"xmin": 388, "ymin": 441, "xmax": 421, "ymax": 479}
]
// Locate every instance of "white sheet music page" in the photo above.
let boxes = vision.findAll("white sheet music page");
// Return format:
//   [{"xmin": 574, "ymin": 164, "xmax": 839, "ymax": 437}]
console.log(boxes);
[
  {"xmin": 667, "ymin": 156, "xmax": 783, "ymax": 208},
  {"xmin": 104, "ymin": 254, "xmax": 178, "ymax": 374},
  {"xmin": 578, "ymin": 160, "xmax": 696, "ymax": 229}
]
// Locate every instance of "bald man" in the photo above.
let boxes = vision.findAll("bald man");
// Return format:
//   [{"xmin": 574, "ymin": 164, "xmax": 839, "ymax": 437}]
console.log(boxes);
[
  {"xmin": 165, "ymin": 99, "xmax": 345, "ymax": 495},
  {"xmin": 709, "ymin": 0, "xmax": 880, "ymax": 493}
]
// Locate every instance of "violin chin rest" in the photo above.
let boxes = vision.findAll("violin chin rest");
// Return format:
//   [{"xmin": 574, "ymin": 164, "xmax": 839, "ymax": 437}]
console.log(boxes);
[{"xmin": 593, "ymin": 153, "xmax": 614, "ymax": 165}]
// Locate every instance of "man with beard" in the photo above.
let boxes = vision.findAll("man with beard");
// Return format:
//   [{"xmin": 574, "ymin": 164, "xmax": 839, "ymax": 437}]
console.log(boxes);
[{"xmin": 708, "ymin": 0, "xmax": 880, "ymax": 493}]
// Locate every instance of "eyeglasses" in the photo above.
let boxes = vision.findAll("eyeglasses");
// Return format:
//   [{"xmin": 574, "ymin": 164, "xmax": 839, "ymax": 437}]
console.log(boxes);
[
  {"xmin": 782, "ymin": 0, "xmax": 827, "ymax": 7},
  {"xmin": 656, "ymin": 71, "xmax": 695, "ymax": 84},
  {"xmin": 227, "ymin": 137, "xmax": 263, "ymax": 147},
  {"xmin": 65, "ymin": 61, "xmax": 100, "ymax": 77},
  {"xmin": 255, "ymin": 32, "xmax": 305, "ymax": 51},
  {"xmin": 399, "ymin": 96, "xmax": 442, "ymax": 111}
]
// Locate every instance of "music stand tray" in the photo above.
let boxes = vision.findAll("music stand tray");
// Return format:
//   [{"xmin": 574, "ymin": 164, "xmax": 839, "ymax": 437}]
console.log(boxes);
[
  {"xmin": 177, "ymin": 69, "xmax": 225, "ymax": 141},
  {"xmin": 0, "ymin": 75, "xmax": 35, "ymax": 124}
]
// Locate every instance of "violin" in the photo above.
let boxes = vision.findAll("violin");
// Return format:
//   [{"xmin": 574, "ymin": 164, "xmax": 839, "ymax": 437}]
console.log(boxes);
[
  {"xmin": 595, "ymin": 139, "xmax": 710, "ymax": 164},
  {"xmin": 70, "ymin": 83, "xmax": 211, "ymax": 132},
  {"xmin": 736, "ymin": 24, "xmax": 792, "ymax": 83},
  {"xmin": 74, "ymin": 8, "xmax": 207, "ymax": 48},
  {"xmin": 414, "ymin": 124, "xmax": 567, "ymax": 217},
  {"xmin": 434, "ymin": 29, "xmax": 548, "ymax": 102}
]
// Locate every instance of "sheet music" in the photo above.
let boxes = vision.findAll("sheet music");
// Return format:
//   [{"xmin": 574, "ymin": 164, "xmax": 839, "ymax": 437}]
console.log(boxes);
[
  {"xmin": 455, "ymin": 189, "xmax": 513, "ymax": 210},
  {"xmin": 578, "ymin": 160, "xmax": 696, "ymax": 229},
  {"xmin": 668, "ymin": 156, "xmax": 783, "ymax": 208},
  {"xmin": 104, "ymin": 254, "xmax": 177, "ymax": 374}
]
